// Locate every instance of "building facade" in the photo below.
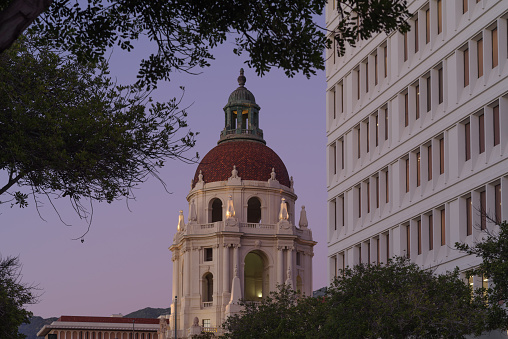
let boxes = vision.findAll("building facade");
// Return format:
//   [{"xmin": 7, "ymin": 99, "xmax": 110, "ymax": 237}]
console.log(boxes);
[
  {"xmin": 37, "ymin": 316, "xmax": 165, "ymax": 339},
  {"xmin": 326, "ymin": 0, "xmax": 508, "ymax": 288},
  {"xmin": 168, "ymin": 70, "xmax": 315, "ymax": 338}
]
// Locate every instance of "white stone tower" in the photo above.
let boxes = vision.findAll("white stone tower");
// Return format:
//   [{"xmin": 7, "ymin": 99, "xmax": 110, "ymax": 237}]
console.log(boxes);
[{"xmin": 167, "ymin": 69, "xmax": 316, "ymax": 338}]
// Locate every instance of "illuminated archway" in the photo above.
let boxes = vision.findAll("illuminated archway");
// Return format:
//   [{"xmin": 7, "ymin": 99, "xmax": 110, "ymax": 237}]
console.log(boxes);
[{"xmin": 244, "ymin": 251, "xmax": 269, "ymax": 301}]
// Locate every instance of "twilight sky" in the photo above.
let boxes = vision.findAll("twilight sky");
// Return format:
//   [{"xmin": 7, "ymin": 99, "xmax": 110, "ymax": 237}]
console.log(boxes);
[{"xmin": 0, "ymin": 26, "xmax": 327, "ymax": 318}]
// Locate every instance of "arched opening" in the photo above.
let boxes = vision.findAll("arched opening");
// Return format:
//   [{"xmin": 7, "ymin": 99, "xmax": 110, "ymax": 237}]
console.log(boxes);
[
  {"xmin": 210, "ymin": 199, "xmax": 223, "ymax": 222},
  {"xmin": 296, "ymin": 275, "xmax": 303, "ymax": 296},
  {"xmin": 202, "ymin": 273, "xmax": 213, "ymax": 303},
  {"xmin": 241, "ymin": 110, "xmax": 248, "ymax": 129},
  {"xmin": 244, "ymin": 251, "xmax": 269, "ymax": 301},
  {"xmin": 247, "ymin": 197, "xmax": 261, "ymax": 223}
]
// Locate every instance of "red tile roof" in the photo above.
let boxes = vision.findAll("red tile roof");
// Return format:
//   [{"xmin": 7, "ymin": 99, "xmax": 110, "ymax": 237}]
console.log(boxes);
[
  {"xmin": 58, "ymin": 316, "xmax": 167, "ymax": 324},
  {"xmin": 193, "ymin": 140, "xmax": 290, "ymax": 188}
]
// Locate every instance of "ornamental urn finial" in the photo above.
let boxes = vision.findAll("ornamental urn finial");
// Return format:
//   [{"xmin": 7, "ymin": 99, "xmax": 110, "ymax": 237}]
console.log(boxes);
[{"xmin": 238, "ymin": 68, "xmax": 246, "ymax": 87}]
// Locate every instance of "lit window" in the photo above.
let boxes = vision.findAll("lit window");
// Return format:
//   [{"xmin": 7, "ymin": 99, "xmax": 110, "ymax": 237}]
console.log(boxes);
[
  {"xmin": 438, "ymin": 68, "xmax": 443, "ymax": 104},
  {"xmin": 374, "ymin": 54, "xmax": 378, "ymax": 85},
  {"xmin": 405, "ymin": 158, "xmax": 410, "ymax": 193},
  {"xmin": 492, "ymin": 28, "xmax": 498, "ymax": 68},
  {"xmin": 425, "ymin": 9, "xmax": 430, "ymax": 44},
  {"xmin": 426, "ymin": 76, "xmax": 431, "ymax": 112},
  {"xmin": 466, "ymin": 197, "xmax": 472, "ymax": 236},
  {"xmin": 464, "ymin": 48, "xmax": 470, "ymax": 87},
  {"xmin": 478, "ymin": 38, "xmax": 483, "ymax": 78},
  {"xmin": 440, "ymin": 209, "xmax": 445, "ymax": 246},
  {"xmin": 367, "ymin": 181, "xmax": 370, "ymax": 213},
  {"xmin": 406, "ymin": 225, "xmax": 411, "ymax": 258},
  {"xmin": 493, "ymin": 105, "xmax": 500, "ymax": 146},
  {"xmin": 479, "ymin": 113, "xmax": 485, "ymax": 154},
  {"xmin": 384, "ymin": 46, "xmax": 388, "ymax": 78},
  {"xmin": 437, "ymin": 0, "xmax": 442, "ymax": 34},
  {"xmin": 404, "ymin": 93, "xmax": 409, "ymax": 127},
  {"xmin": 365, "ymin": 60, "xmax": 369, "ymax": 93},
  {"xmin": 376, "ymin": 175, "xmax": 380, "ymax": 208},
  {"xmin": 385, "ymin": 169, "xmax": 389, "ymax": 203},
  {"xmin": 465, "ymin": 120, "xmax": 471, "ymax": 161},
  {"xmin": 385, "ymin": 108, "xmax": 389, "ymax": 141},
  {"xmin": 416, "ymin": 152, "xmax": 421, "ymax": 187},
  {"xmin": 375, "ymin": 115, "xmax": 379, "ymax": 147},
  {"xmin": 358, "ymin": 186, "xmax": 362, "ymax": 218},
  {"xmin": 495, "ymin": 184, "xmax": 501, "ymax": 223},
  {"xmin": 480, "ymin": 190, "xmax": 486, "ymax": 230},
  {"xmin": 403, "ymin": 32, "xmax": 408, "ymax": 61},
  {"xmin": 439, "ymin": 138, "xmax": 445, "ymax": 174},
  {"xmin": 416, "ymin": 85, "xmax": 420, "ymax": 120},
  {"xmin": 366, "ymin": 120, "xmax": 370, "ymax": 153},
  {"xmin": 417, "ymin": 219, "xmax": 422, "ymax": 255},
  {"xmin": 357, "ymin": 126, "xmax": 361, "ymax": 159},
  {"xmin": 415, "ymin": 18, "xmax": 419, "ymax": 53},
  {"xmin": 428, "ymin": 145, "xmax": 433, "ymax": 181},
  {"xmin": 428, "ymin": 214, "xmax": 434, "ymax": 250}
]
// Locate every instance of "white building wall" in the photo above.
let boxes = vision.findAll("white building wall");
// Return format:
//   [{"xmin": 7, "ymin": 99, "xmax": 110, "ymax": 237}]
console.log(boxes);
[{"xmin": 327, "ymin": 0, "xmax": 508, "ymax": 289}]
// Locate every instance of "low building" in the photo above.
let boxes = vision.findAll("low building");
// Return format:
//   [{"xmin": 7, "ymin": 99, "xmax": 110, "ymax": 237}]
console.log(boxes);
[{"xmin": 37, "ymin": 315, "xmax": 168, "ymax": 339}]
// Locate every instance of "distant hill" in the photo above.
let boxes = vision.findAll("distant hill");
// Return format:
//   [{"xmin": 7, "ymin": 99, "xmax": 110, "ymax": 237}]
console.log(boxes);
[
  {"xmin": 19, "ymin": 316, "xmax": 58, "ymax": 339},
  {"xmin": 18, "ymin": 307, "xmax": 170, "ymax": 338},
  {"xmin": 124, "ymin": 307, "xmax": 171, "ymax": 319}
]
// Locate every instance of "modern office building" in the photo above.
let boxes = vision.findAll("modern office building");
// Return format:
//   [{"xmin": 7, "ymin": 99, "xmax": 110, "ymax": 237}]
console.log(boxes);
[
  {"xmin": 168, "ymin": 69, "xmax": 315, "ymax": 338},
  {"xmin": 326, "ymin": 0, "xmax": 508, "ymax": 290}
]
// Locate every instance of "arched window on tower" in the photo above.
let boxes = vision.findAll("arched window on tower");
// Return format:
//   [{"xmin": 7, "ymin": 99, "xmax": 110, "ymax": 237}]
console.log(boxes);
[
  {"xmin": 244, "ymin": 251, "xmax": 268, "ymax": 301},
  {"xmin": 210, "ymin": 199, "xmax": 223, "ymax": 222},
  {"xmin": 247, "ymin": 197, "xmax": 261, "ymax": 223},
  {"xmin": 202, "ymin": 273, "xmax": 213, "ymax": 305}
]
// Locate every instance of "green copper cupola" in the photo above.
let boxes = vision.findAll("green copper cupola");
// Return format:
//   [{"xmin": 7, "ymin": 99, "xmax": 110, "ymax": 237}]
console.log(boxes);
[{"xmin": 218, "ymin": 69, "xmax": 265, "ymax": 145}]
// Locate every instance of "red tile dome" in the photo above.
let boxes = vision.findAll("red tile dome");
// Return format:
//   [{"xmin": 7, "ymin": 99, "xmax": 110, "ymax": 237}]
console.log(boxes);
[{"xmin": 193, "ymin": 140, "xmax": 290, "ymax": 188}]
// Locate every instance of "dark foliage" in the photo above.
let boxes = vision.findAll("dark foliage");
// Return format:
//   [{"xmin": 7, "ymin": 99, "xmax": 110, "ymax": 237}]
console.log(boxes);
[
  {"xmin": 456, "ymin": 217, "xmax": 508, "ymax": 330},
  {"xmin": 0, "ymin": 34, "xmax": 197, "ymax": 217},
  {"xmin": 0, "ymin": 256, "xmax": 39, "ymax": 339}
]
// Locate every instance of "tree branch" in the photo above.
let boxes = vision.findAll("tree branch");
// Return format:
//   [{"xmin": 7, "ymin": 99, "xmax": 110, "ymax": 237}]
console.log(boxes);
[{"xmin": 0, "ymin": 0, "xmax": 52, "ymax": 52}]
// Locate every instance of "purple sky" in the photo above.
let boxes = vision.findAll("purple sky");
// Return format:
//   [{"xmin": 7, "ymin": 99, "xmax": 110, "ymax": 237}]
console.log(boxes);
[{"xmin": 0, "ymin": 29, "xmax": 327, "ymax": 318}]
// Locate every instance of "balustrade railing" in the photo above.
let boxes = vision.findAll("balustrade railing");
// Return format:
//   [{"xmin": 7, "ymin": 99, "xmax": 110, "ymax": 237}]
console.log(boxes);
[
  {"xmin": 239, "ymin": 222, "xmax": 275, "ymax": 230},
  {"xmin": 201, "ymin": 223, "xmax": 215, "ymax": 229},
  {"xmin": 202, "ymin": 327, "xmax": 218, "ymax": 333},
  {"xmin": 222, "ymin": 129, "xmax": 263, "ymax": 137},
  {"xmin": 202, "ymin": 301, "xmax": 213, "ymax": 308}
]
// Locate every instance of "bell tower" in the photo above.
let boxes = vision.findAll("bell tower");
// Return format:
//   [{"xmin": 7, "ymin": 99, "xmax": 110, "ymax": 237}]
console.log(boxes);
[
  {"xmin": 165, "ymin": 70, "xmax": 316, "ymax": 339},
  {"xmin": 220, "ymin": 68, "xmax": 264, "ymax": 145}
]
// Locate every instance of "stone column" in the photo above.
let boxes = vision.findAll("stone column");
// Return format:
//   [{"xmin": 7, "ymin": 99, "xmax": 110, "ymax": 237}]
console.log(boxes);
[
  {"xmin": 236, "ymin": 107, "xmax": 243, "ymax": 131},
  {"xmin": 233, "ymin": 245, "xmax": 239, "ymax": 272},
  {"xmin": 277, "ymin": 247, "xmax": 284, "ymax": 285},
  {"xmin": 172, "ymin": 253, "xmax": 179, "ymax": 299},
  {"xmin": 223, "ymin": 244, "xmax": 230, "ymax": 293},
  {"xmin": 286, "ymin": 246, "xmax": 293, "ymax": 285},
  {"xmin": 183, "ymin": 249, "xmax": 190, "ymax": 296}
]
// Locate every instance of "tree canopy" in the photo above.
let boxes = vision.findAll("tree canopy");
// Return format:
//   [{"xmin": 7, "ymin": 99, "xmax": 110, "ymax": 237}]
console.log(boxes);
[
  {"xmin": 456, "ymin": 217, "xmax": 508, "ymax": 330},
  {"xmin": 0, "ymin": 34, "xmax": 196, "ymax": 214},
  {"xmin": 1, "ymin": 0, "xmax": 411, "ymax": 89},
  {"xmin": 0, "ymin": 255, "xmax": 39, "ymax": 339},
  {"xmin": 222, "ymin": 257, "xmax": 500, "ymax": 339}
]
